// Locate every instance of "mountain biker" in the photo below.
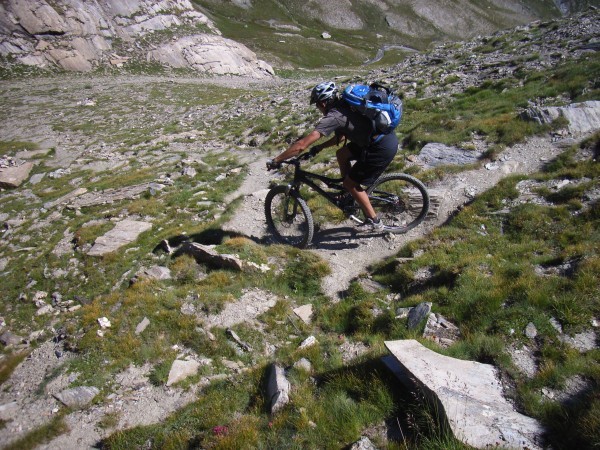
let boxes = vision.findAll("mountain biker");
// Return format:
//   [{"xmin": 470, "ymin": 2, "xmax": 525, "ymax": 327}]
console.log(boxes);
[{"xmin": 267, "ymin": 81, "xmax": 398, "ymax": 231}]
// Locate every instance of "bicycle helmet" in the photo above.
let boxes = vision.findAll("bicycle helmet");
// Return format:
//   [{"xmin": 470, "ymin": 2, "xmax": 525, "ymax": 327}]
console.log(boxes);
[{"xmin": 310, "ymin": 81, "xmax": 337, "ymax": 105}]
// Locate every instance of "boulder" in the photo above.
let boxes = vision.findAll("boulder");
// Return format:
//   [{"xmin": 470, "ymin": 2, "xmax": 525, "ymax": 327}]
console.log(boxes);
[
  {"xmin": 0, "ymin": 162, "xmax": 34, "ymax": 188},
  {"xmin": 147, "ymin": 34, "xmax": 274, "ymax": 78},
  {"xmin": 166, "ymin": 359, "xmax": 200, "ymax": 386},
  {"xmin": 177, "ymin": 242, "xmax": 243, "ymax": 271},
  {"xmin": 54, "ymin": 386, "xmax": 100, "ymax": 408},
  {"xmin": 293, "ymin": 304, "xmax": 313, "ymax": 324},
  {"xmin": 384, "ymin": 340, "xmax": 544, "ymax": 449},
  {"xmin": 414, "ymin": 143, "xmax": 482, "ymax": 169},
  {"xmin": 520, "ymin": 101, "xmax": 600, "ymax": 135},
  {"xmin": 266, "ymin": 364, "xmax": 290, "ymax": 414},
  {"xmin": 88, "ymin": 220, "xmax": 152, "ymax": 256}
]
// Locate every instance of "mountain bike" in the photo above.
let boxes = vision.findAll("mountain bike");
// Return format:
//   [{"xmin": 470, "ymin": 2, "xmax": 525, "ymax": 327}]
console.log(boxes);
[{"xmin": 265, "ymin": 152, "xmax": 429, "ymax": 248}]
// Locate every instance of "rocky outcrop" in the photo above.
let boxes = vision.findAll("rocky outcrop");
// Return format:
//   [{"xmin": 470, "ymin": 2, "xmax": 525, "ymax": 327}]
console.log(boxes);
[
  {"xmin": 384, "ymin": 340, "xmax": 545, "ymax": 449},
  {"xmin": 0, "ymin": 161, "xmax": 34, "ymax": 189},
  {"xmin": 147, "ymin": 34, "xmax": 274, "ymax": 78},
  {"xmin": 0, "ymin": 0, "xmax": 273, "ymax": 77},
  {"xmin": 520, "ymin": 101, "xmax": 600, "ymax": 135}
]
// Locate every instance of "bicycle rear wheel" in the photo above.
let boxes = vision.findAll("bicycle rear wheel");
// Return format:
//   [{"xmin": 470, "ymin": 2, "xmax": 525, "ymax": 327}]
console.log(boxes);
[
  {"xmin": 265, "ymin": 185, "xmax": 314, "ymax": 248},
  {"xmin": 367, "ymin": 173, "xmax": 429, "ymax": 233}
]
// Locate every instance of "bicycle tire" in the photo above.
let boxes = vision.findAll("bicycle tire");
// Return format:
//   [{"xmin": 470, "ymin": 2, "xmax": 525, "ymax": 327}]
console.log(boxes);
[
  {"xmin": 367, "ymin": 173, "xmax": 429, "ymax": 233},
  {"xmin": 265, "ymin": 185, "xmax": 314, "ymax": 248}
]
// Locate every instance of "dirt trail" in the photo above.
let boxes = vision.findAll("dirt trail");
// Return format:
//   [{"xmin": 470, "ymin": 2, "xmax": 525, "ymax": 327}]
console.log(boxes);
[{"xmin": 223, "ymin": 135, "xmax": 569, "ymax": 299}]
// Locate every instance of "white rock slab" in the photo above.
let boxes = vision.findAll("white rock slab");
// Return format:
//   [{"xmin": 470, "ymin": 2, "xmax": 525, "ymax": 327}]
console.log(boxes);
[
  {"xmin": 54, "ymin": 386, "xmax": 100, "ymax": 408},
  {"xmin": 166, "ymin": 359, "xmax": 200, "ymax": 387},
  {"xmin": 293, "ymin": 304, "xmax": 313, "ymax": 324},
  {"xmin": 135, "ymin": 317, "xmax": 150, "ymax": 335},
  {"xmin": 88, "ymin": 220, "xmax": 152, "ymax": 256},
  {"xmin": 267, "ymin": 364, "xmax": 290, "ymax": 414},
  {"xmin": 0, "ymin": 162, "xmax": 34, "ymax": 188},
  {"xmin": 384, "ymin": 339, "xmax": 544, "ymax": 449}
]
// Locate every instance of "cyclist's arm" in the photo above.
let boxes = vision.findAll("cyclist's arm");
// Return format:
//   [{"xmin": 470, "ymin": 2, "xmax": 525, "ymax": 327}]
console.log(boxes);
[
  {"xmin": 315, "ymin": 135, "xmax": 340, "ymax": 152},
  {"xmin": 273, "ymin": 130, "xmax": 322, "ymax": 163}
]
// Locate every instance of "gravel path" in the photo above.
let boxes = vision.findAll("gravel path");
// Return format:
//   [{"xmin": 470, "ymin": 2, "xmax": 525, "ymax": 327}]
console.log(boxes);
[{"xmin": 223, "ymin": 135, "xmax": 571, "ymax": 300}]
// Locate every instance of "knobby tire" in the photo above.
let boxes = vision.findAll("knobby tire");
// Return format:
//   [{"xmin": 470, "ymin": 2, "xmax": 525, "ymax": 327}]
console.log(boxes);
[
  {"xmin": 367, "ymin": 173, "xmax": 429, "ymax": 233},
  {"xmin": 265, "ymin": 185, "xmax": 314, "ymax": 248}
]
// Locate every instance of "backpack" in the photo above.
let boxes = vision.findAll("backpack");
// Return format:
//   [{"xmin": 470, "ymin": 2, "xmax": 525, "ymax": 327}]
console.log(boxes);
[{"xmin": 342, "ymin": 82, "xmax": 403, "ymax": 136}]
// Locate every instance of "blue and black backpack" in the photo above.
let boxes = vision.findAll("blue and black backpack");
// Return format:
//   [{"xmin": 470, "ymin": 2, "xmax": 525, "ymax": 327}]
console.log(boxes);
[{"xmin": 342, "ymin": 82, "xmax": 403, "ymax": 137}]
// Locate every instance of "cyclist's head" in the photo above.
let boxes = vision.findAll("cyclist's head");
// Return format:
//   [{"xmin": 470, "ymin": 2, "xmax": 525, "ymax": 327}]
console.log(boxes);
[{"xmin": 310, "ymin": 81, "xmax": 337, "ymax": 106}]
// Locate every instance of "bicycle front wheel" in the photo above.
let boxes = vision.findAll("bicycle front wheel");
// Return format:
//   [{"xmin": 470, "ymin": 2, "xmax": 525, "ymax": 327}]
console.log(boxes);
[
  {"xmin": 265, "ymin": 185, "xmax": 314, "ymax": 248},
  {"xmin": 367, "ymin": 173, "xmax": 429, "ymax": 233}
]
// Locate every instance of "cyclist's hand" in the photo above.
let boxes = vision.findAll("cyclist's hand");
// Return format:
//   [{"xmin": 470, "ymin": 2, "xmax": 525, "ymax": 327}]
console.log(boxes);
[{"xmin": 266, "ymin": 159, "xmax": 282, "ymax": 171}]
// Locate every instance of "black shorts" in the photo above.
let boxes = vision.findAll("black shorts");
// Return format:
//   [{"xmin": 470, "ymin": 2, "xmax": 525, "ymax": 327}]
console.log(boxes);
[{"xmin": 348, "ymin": 132, "xmax": 398, "ymax": 186}]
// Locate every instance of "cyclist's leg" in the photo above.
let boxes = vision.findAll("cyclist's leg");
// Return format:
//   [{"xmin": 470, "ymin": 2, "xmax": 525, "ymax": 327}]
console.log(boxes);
[
  {"xmin": 347, "ymin": 134, "xmax": 398, "ymax": 219},
  {"xmin": 343, "ymin": 176, "xmax": 376, "ymax": 219},
  {"xmin": 336, "ymin": 145, "xmax": 354, "ymax": 179}
]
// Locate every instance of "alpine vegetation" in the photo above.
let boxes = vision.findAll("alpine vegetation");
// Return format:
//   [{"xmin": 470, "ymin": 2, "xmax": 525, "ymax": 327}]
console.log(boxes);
[{"xmin": 0, "ymin": 2, "xmax": 599, "ymax": 450}]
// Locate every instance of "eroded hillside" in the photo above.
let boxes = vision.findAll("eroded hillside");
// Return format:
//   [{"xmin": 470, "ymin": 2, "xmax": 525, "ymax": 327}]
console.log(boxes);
[{"xmin": 0, "ymin": 6, "xmax": 598, "ymax": 450}]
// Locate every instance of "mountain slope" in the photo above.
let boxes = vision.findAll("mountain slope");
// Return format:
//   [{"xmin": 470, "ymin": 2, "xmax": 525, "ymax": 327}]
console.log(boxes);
[
  {"xmin": 192, "ymin": 0, "xmax": 571, "ymax": 68},
  {"xmin": 0, "ymin": 0, "xmax": 274, "ymax": 76}
]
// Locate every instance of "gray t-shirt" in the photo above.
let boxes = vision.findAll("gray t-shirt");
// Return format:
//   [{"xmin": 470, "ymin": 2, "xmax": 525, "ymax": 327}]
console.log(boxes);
[{"xmin": 314, "ymin": 101, "xmax": 373, "ymax": 148}]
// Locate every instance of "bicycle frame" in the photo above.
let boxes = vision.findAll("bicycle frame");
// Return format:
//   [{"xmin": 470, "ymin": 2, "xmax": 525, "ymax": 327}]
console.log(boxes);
[{"xmin": 284, "ymin": 159, "xmax": 346, "ymax": 210}]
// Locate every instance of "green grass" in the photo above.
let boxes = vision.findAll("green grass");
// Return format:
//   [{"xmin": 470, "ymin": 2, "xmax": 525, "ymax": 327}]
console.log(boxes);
[
  {"xmin": 191, "ymin": 0, "xmax": 559, "ymax": 69},
  {"xmin": 368, "ymin": 135, "xmax": 600, "ymax": 449},
  {"xmin": 0, "ymin": 351, "xmax": 29, "ymax": 385},
  {"xmin": 400, "ymin": 55, "xmax": 600, "ymax": 153},
  {"xmin": 1, "ymin": 8, "xmax": 598, "ymax": 447},
  {"xmin": 3, "ymin": 413, "xmax": 68, "ymax": 450},
  {"xmin": 0, "ymin": 140, "xmax": 39, "ymax": 156}
]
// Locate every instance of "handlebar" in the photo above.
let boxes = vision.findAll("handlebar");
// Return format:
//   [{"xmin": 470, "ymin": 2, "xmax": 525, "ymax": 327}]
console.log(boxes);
[{"xmin": 266, "ymin": 151, "xmax": 312, "ymax": 171}]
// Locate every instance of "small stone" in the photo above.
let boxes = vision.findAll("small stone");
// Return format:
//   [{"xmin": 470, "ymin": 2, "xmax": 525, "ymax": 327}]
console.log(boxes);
[
  {"xmin": 0, "ymin": 402, "xmax": 18, "ymax": 420},
  {"xmin": 180, "ymin": 303, "xmax": 196, "ymax": 315},
  {"xmin": 293, "ymin": 358, "xmax": 312, "ymax": 372},
  {"xmin": 407, "ymin": 302, "xmax": 432, "ymax": 329},
  {"xmin": 36, "ymin": 304, "xmax": 54, "ymax": 316},
  {"xmin": 549, "ymin": 317, "xmax": 563, "ymax": 333},
  {"xmin": 525, "ymin": 322, "xmax": 537, "ymax": 339},
  {"xmin": 54, "ymin": 386, "xmax": 100, "ymax": 408},
  {"xmin": 299, "ymin": 335, "xmax": 317, "ymax": 349},
  {"xmin": 0, "ymin": 331, "xmax": 22, "ymax": 347},
  {"xmin": 135, "ymin": 317, "xmax": 150, "ymax": 335},
  {"xmin": 166, "ymin": 359, "xmax": 201, "ymax": 386},
  {"xmin": 267, "ymin": 364, "xmax": 290, "ymax": 414},
  {"xmin": 395, "ymin": 307, "xmax": 411, "ymax": 319},
  {"xmin": 98, "ymin": 317, "xmax": 111, "ymax": 329},
  {"xmin": 350, "ymin": 436, "xmax": 378, "ymax": 450},
  {"xmin": 293, "ymin": 304, "xmax": 313, "ymax": 324}
]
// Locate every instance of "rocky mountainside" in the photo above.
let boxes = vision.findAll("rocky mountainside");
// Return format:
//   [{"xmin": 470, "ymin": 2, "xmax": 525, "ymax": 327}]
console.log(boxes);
[
  {"xmin": 0, "ymin": 4, "xmax": 598, "ymax": 450},
  {"xmin": 1, "ymin": 0, "xmax": 598, "ymax": 74},
  {"xmin": 192, "ymin": 0, "xmax": 598, "ymax": 67},
  {"xmin": 0, "ymin": 0, "xmax": 274, "ymax": 76}
]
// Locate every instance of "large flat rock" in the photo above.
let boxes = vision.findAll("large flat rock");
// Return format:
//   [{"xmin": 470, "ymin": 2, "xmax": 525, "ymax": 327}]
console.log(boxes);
[
  {"xmin": 88, "ymin": 219, "xmax": 152, "ymax": 256},
  {"xmin": 384, "ymin": 339, "xmax": 544, "ymax": 449},
  {"xmin": 0, "ymin": 162, "xmax": 34, "ymax": 188}
]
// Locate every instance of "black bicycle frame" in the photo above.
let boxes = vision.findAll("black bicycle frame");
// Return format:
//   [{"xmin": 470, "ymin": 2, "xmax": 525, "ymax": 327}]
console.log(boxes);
[{"xmin": 286, "ymin": 160, "xmax": 345, "ymax": 208}]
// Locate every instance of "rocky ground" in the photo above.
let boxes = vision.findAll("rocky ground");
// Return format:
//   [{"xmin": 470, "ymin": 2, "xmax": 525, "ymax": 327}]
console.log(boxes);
[
  {"xmin": 0, "ymin": 9, "xmax": 598, "ymax": 449},
  {"xmin": 224, "ymin": 135, "xmax": 572, "ymax": 300},
  {"xmin": 2, "ymin": 80, "xmax": 594, "ymax": 448}
]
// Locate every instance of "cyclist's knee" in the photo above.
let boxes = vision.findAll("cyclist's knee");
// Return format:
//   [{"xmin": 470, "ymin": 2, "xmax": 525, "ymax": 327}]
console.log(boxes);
[{"xmin": 343, "ymin": 176, "xmax": 363, "ymax": 192}]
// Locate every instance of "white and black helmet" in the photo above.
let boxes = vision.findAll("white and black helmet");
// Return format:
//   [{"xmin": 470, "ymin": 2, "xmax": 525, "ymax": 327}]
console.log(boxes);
[{"xmin": 310, "ymin": 81, "xmax": 338, "ymax": 104}]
